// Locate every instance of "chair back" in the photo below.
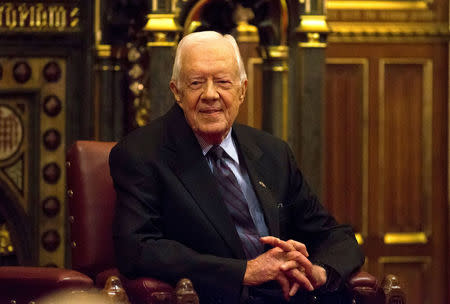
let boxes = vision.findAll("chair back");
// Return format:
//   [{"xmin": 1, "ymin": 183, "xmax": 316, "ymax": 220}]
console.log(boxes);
[{"xmin": 67, "ymin": 140, "xmax": 117, "ymax": 278}]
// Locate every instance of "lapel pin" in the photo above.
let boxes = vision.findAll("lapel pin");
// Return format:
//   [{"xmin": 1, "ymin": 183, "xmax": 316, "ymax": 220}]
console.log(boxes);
[{"xmin": 258, "ymin": 181, "xmax": 267, "ymax": 188}]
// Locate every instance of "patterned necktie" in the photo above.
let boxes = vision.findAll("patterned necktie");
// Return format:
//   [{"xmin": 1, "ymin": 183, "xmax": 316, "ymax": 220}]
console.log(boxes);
[{"xmin": 207, "ymin": 145, "xmax": 263, "ymax": 259}]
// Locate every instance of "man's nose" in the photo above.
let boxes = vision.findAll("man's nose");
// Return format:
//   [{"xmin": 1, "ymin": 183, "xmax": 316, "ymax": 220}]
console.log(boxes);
[{"xmin": 201, "ymin": 80, "xmax": 219, "ymax": 100}]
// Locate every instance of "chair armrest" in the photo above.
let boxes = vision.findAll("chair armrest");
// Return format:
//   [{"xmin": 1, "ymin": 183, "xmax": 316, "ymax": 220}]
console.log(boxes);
[
  {"xmin": 96, "ymin": 268, "xmax": 173, "ymax": 304},
  {"xmin": 348, "ymin": 271, "xmax": 406, "ymax": 304},
  {"xmin": 0, "ymin": 266, "xmax": 93, "ymax": 303},
  {"xmin": 348, "ymin": 271, "xmax": 384, "ymax": 304}
]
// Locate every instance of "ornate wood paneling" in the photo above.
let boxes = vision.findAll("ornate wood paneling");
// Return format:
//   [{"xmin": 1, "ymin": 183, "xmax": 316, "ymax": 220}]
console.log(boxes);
[
  {"xmin": 325, "ymin": 42, "xmax": 448, "ymax": 303},
  {"xmin": 324, "ymin": 59, "xmax": 368, "ymax": 243},
  {"xmin": 0, "ymin": 57, "xmax": 67, "ymax": 267},
  {"xmin": 378, "ymin": 60, "xmax": 432, "ymax": 238}
]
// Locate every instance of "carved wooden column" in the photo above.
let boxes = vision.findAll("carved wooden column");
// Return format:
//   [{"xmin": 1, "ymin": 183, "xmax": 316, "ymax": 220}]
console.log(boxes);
[
  {"xmin": 143, "ymin": 2, "xmax": 181, "ymax": 122},
  {"xmin": 93, "ymin": 0, "xmax": 130, "ymax": 141},
  {"xmin": 292, "ymin": 11, "xmax": 329, "ymax": 197},
  {"xmin": 261, "ymin": 46, "xmax": 290, "ymax": 141},
  {"xmin": 94, "ymin": 45, "xmax": 126, "ymax": 141}
]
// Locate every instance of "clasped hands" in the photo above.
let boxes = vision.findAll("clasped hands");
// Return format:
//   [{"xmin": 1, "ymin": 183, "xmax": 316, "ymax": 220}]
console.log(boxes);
[{"xmin": 243, "ymin": 236, "xmax": 327, "ymax": 301}]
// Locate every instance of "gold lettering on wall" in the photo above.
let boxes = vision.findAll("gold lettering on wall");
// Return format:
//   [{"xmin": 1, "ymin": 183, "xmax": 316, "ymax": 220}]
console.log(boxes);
[{"xmin": 0, "ymin": 2, "xmax": 80, "ymax": 32}]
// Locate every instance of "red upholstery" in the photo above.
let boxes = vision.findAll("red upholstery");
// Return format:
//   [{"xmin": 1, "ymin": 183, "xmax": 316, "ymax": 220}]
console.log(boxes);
[
  {"xmin": 67, "ymin": 141, "xmax": 117, "ymax": 278},
  {"xmin": 0, "ymin": 266, "xmax": 93, "ymax": 303},
  {"xmin": 67, "ymin": 141, "xmax": 174, "ymax": 304}
]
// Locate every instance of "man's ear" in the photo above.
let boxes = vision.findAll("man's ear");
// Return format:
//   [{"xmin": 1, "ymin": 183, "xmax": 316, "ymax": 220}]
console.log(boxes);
[
  {"xmin": 170, "ymin": 81, "xmax": 182, "ymax": 104},
  {"xmin": 239, "ymin": 79, "xmax": 248, "ymax": 104}
]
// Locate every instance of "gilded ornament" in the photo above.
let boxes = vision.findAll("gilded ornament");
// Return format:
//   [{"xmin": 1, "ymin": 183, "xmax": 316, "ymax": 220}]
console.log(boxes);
[
  {"xmin": 127, "ymin": 47, "xmax": 141, "ymax": 62},
  {"xmin": 129, "ymin": 81, "xmax": 144, "ymax": 96},
  {"xmin": 0, "ymin": 3, "xmax": 80, "ymax": 32},
  {"xmin": 136, "ymin": 108, "xmax": 150, "ymax": 127},
  {"xmin": 133, "ymin": 98, "xmax": 141, "ymax": 108},
  {"xmin": 0, "ymin": 223, "xmax": 14, "ymax": 256},
  {"xmin": 128, "ymin": 64, "xmax": 144, "ymax": 79},
  {"xmin": 96, "ymin": 45, "xmax": 111, "ymax": 58}
]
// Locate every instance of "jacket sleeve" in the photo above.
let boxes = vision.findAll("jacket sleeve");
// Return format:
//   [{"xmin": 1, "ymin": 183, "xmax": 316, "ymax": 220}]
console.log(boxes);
[
  {"xmin": 282, "ymin": 142, "xmax": 365, "ymax": 287},
  {"xmin": 109, "ymin": 143, "xmax": 246, "ymax": 302}
]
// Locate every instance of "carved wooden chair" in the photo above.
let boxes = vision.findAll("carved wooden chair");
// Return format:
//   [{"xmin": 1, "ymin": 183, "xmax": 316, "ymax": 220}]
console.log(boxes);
[{"xmin": 0, "ymin": 141, "xmax": 405, "ymax": 304}]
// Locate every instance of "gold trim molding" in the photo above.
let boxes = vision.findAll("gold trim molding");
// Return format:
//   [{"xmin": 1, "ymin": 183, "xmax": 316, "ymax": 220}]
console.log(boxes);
[
  {"xmin": 384, "ymin": 232, "xmax": 428, "ymax": 244},
  {"xmin": 96, "ymin": 44, "xmax": 111, "ymax": 58},
  {"xmin": 327, "ymin": 0, "xmax": 430, "ymax": 10},
  {"xmin": 236, "ymin": 22, "xmax": 259, "ymax": 43},
  {"xmin": 297, "ymin": 15, "xmax": 330, "ymax": 33},
  {"xmin": 261, "ymin": 46, "xmax": 289, "ymax": 59},
  {"xmin": 329, "ymin": 22, "xmax": 450, "ymax": 42},
  {"xmin": 144, "ymin": 14, "xmax": 180, "ymax": 32},
  {"xmin": 330, "ymin": 22, "xmax": 449, "ymax": 35},
  {"xmin": 0, "ymin": 2, "xmax": 80, "ymax": 32},
  {"xmin": 299, "ymin": 33, "xmax": 327, "ymax": 48},
  {"xmin": 296, "ymin": 15, "xmax": 329, "ymax": 48}
]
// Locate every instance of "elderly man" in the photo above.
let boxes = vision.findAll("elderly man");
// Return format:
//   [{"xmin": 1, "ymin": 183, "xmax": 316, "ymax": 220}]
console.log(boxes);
[{"xmin": 110, "ymin": 31, "xmax": 364, "ymax": 304}]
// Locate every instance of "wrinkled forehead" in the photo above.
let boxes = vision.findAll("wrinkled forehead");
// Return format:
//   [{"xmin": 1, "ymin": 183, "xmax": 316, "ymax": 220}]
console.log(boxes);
[{"xmin": 179, "ymin": 39, "xmax": 239, "ymax": 76}]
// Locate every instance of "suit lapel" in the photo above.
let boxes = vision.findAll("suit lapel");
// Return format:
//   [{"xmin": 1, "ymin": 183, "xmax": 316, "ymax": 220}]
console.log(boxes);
[
  {"xmin": 161, "ymin": 105, "xmax": 245, "ymax": 258},
  {"xmin": 232, "ymin": 126, "xmax": 280, "ymax": 238}
]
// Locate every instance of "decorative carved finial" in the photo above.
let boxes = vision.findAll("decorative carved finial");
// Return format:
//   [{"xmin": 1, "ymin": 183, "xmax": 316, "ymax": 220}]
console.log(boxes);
[
  {"xmin": 381, "ymin": 274, "xmax": 406, "ymax": 304},
  {"xmin": 101, "ymin": 276, "xmax": 131, "ymax": 304},
  {"xmin": 175, "ymin": 278, "xmax": 199, "ymax": 304}
]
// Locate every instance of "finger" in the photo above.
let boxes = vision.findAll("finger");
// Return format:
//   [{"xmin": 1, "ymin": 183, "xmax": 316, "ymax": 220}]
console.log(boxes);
[
  {"xmin": 286, "ymin": 251, "xmax": 313, "ymax": 276},
  {"xmin": 259, "ymin": 236, "xmax": 282, "ymax": 247},
  {"xmin": 280, "ymin": 260, "xmax": 298, "ymax": 272},
  {"xmin": 276, "ymin": 273, "xmax": 291, "ymax": 301},
  {"xmin": 261, "ymin": 236, "xmax": 296, "ymax": 252},
  {"xmin": 287, "ymin": 269, "xmax": 314, "ymax": 291},
  {"xmin": 286, "ymin": 239, "xmax": 309, "ymax": 257},
  {"xmin": 289, "ymin": 282, "xmax": 300, "ymax": 297}
]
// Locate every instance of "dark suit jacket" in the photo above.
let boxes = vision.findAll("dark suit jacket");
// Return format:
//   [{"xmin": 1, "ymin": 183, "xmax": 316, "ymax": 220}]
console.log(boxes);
[{"xmin": 110, "ymin": 104, "xmax": 364, "ymax": 303}]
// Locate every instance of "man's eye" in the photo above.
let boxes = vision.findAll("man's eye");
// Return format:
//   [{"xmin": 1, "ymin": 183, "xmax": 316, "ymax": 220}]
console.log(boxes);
[
  {"xmin": 189, "ymin": 81, "xmax": 203, "ymax": 89},
  {"xmin": 216, "ymin": 80, "xmax": 232, "ymax": 88}
]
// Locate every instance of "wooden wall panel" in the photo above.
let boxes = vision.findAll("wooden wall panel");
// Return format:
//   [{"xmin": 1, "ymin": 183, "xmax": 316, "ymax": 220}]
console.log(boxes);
[
  {"xmin": 380, "ymin": 61, "xmax": 432, "ymax": 234},
  {"xmin": 324, "ymin": 60, "xmax": 368, "ymax": 239},
  {"xmin": 325, "ymin": 43, "xmax": 448, "ymax": 303}
]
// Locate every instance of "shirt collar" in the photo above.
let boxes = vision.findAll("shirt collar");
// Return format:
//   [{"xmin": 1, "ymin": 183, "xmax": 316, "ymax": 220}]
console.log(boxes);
[{"xmin": 195, "ymin": 129, "xmax": 240, "ymax": 164}]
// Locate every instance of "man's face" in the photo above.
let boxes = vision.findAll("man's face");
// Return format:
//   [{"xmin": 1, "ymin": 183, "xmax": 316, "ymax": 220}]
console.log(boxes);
[{"xmin": 170, "ymin": 41, "xmax": 247, "ymax": 144}]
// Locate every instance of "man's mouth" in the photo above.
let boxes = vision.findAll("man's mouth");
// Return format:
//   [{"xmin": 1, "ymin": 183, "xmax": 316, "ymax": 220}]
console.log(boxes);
[{"xmin": 199, "ymin": 109, "xmax": 222, "ymax": 114}]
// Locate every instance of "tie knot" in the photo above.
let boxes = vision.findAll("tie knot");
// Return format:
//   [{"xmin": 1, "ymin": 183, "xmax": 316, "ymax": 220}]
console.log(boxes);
[{"xmin": 208, "ymin": 145, "xmax": 225, "ymax": 160}]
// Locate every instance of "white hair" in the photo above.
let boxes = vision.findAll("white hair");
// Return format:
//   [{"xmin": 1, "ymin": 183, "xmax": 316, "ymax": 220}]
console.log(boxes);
[{"xmin": 171, "ymin": 31, "xmax": 247, "ymax": 85}]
